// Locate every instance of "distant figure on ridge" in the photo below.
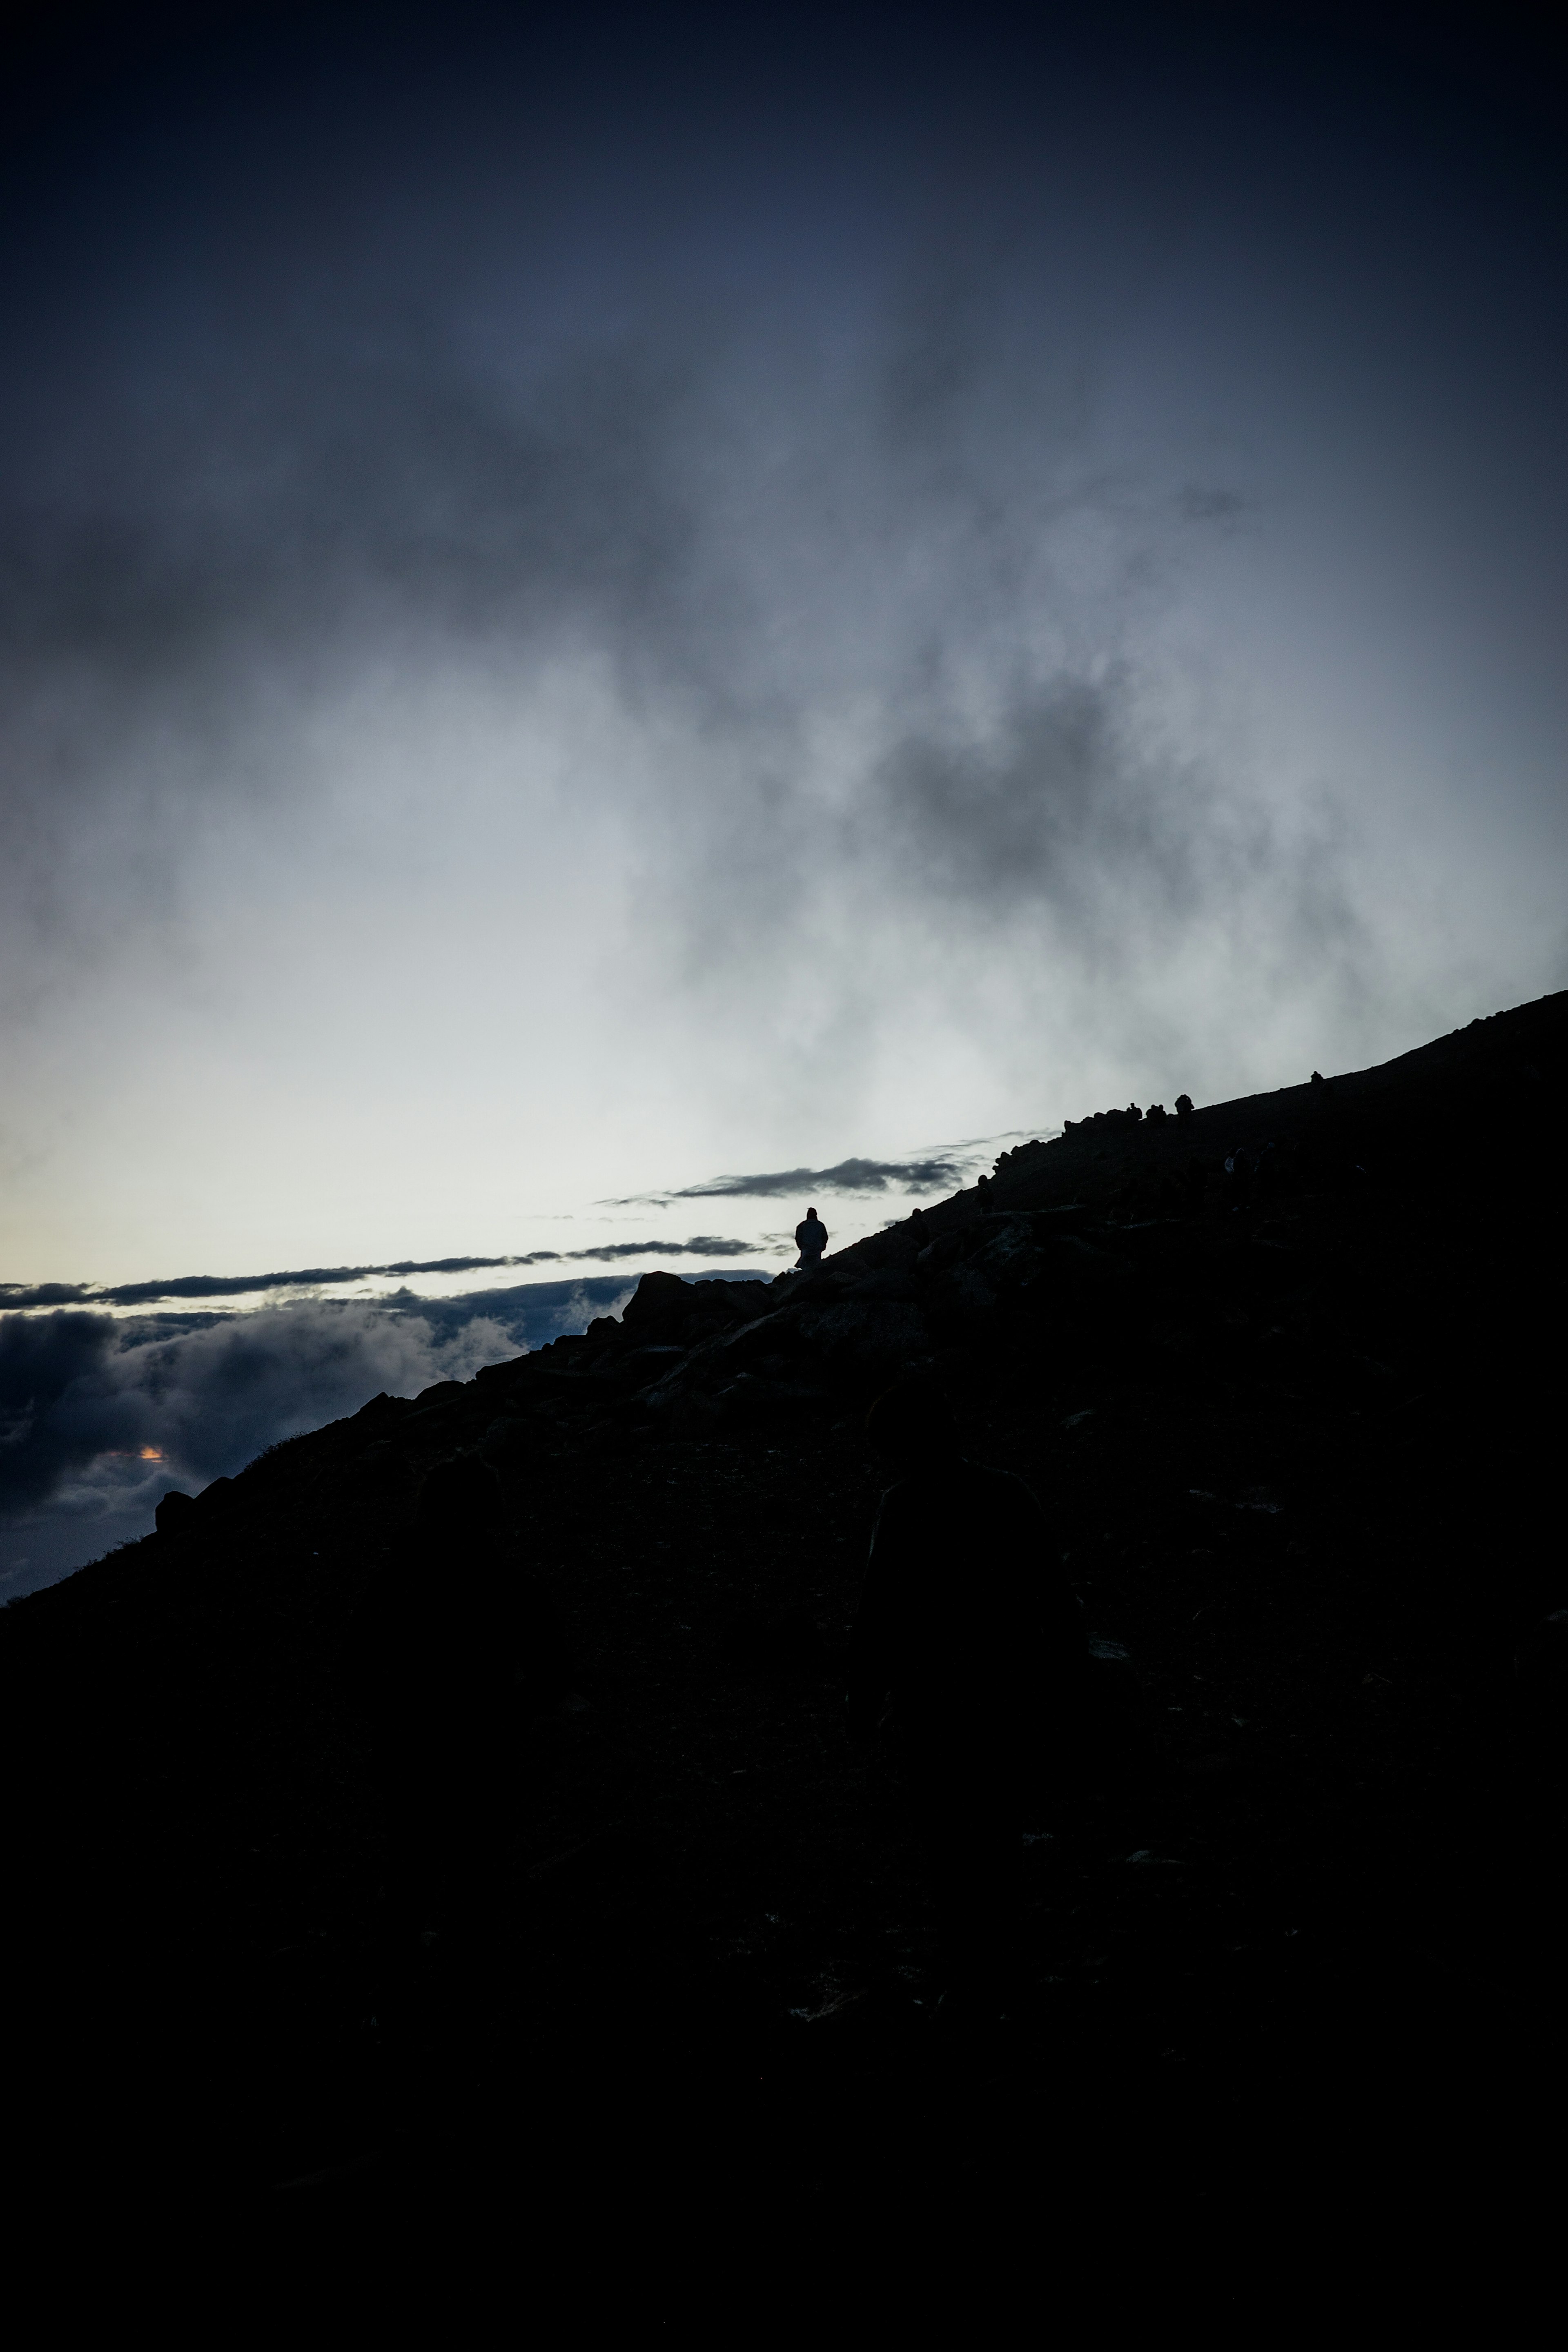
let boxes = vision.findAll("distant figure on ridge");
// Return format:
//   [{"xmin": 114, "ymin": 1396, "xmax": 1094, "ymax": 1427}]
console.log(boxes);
[
  {"xmin": 848, "ymin": 1381, "xmax": 1087, "ymax": 2001},
  {"xmin": 795, "ymin": 1205, "xmax": 829, "ymax": 1274}
]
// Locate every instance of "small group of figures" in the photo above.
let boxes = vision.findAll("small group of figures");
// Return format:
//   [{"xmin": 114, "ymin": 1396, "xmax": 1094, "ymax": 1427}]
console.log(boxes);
[{"xmin": 1061, "ymin": 1095, "xmax": 1194, "ymax": 1137}]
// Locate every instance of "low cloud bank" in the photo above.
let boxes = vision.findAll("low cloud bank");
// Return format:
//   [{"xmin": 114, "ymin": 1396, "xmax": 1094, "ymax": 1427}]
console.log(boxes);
[
  {"xmin": 0, "ymin": 1296, "xmax": 515, "ymax": 1523},
  {"xmin": 2, "ymin": 1270, "xmax": 775, "ymax": 1596}
]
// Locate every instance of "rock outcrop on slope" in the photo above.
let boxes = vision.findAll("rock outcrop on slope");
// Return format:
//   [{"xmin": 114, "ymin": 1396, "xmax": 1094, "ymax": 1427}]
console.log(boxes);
[{"xmin": 2, "ymin": 989, "xmax": 1565, "ymax": 2245}]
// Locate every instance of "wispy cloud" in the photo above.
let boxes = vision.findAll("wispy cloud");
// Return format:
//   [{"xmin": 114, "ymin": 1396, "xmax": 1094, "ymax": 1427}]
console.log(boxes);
[{"xmin": 607, "ymin": 1140, "xmax": 1020, "ymax": 1205}]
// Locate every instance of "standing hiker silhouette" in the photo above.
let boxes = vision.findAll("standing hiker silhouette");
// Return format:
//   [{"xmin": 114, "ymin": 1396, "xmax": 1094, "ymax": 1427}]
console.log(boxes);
[{"xmin": 795, "ymin": 1205, "xmax": 829, "ymax": 1273}]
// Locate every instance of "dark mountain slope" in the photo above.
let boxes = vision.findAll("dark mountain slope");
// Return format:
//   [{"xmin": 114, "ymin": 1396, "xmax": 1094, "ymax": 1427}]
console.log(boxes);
[{"xmin": 3, "ymin": 992, "xmax": 1565, "ymax": 2285}]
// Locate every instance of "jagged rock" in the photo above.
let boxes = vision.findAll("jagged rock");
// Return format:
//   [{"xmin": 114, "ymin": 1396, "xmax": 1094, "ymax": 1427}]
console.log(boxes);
[
  {"xmin": 947, "ymin": 1265, "xmax": 1000, "ymax": 1320},
  {"xmin": 967, "ymin": 1220, "xmax": 1047, "ymax": 1282},
  {"xmin": 621, "ymin": 1270, "xmax": 694, "ymax": 1334},
  {"xmin": 155, "ymin": 1490, "xmax": 195, "ymax": 1533},
  {"xmin": 647, "ymin": 1290, "xmax": 931, "ymax": 1402},
  {"xmin": 1038, "ymin": 1233, "xmax": 1130, "ymax": 1287},
  {"xmin": 617, "ymin": 1344, "xmax": 689, "ymax": 1386},
  {"xmin": 350, "ymin": 1438, "xmax": 398, "ymax": 1481},
  {"xmin": 920, "ymin": 1216, "xmax": 1129, "ymax": 1336},
  {"xmin": 710, "ymin": 1373, "xmax": 836, "ymax": 1425},
  {"xmin": 394, "ymin": 1388, "xmax": 473, "ymax": 1438},
  {"xmin": 479, "ymin": 1417, "xmax": 535, "ymax": 1468},
  {"xmin": 788, "ymin": 1297, "xmax": 931, "ymax": 1381},
  {"xmin": 837, "ymin": 1268, "xmax": 919, "ymax": 1303},
  {"xmin": 352, "ymin": 1390, "xmax": 405, "ymax": 1419}
]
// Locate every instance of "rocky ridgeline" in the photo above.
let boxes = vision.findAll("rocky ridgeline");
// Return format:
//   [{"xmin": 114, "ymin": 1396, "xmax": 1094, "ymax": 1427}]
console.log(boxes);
[{"xmin": 134, "ymin": 984, "xmax": 1568, "ymax": 1544}]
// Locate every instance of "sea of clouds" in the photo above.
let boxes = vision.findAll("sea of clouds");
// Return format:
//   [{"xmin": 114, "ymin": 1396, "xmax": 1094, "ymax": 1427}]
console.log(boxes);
[
  {"xmin": 0, "ymin": 1130, "xmax": 1007, "ymax": 1597},
  {"xmin": 0, "ymin": 1274, "xmax": 651, "ymax": 1596}
]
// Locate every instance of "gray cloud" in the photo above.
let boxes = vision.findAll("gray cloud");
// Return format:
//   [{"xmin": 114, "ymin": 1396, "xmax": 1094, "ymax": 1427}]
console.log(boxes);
[
  {"xmin": 864, "ymin": 673, "xmax": 1364, "ymax": 957},
  {"xmin": 571, "ymin": 1238, "xmax": 760, "ymax": 1261},
  {"xmin": 613, "ymin": 1150, "xmax": 991, "ymax": 1204},
  {"xmin": 0, "ymin": 138, "xmax": 1524, "ymax": 971}
]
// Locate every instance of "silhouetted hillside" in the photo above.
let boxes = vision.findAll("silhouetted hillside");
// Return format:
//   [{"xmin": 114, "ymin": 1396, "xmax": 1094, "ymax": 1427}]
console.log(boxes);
[{"xmin": 4, "ymin": 992, "xmax": 1565, "ymax": 2282}]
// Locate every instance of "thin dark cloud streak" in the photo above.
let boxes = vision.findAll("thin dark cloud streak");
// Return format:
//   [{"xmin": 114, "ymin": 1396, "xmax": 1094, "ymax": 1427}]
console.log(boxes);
[
  {"xmin": 0, "ymin": 1237, "xmax": 759, "ymax": 1310},
  {"xmin": 610, "ymin": 1150, "xmax": 991, "ymax": 1203}
]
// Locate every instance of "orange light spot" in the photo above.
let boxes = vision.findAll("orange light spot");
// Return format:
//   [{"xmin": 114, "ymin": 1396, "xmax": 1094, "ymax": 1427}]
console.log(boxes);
[{"xmin": 139, "ymin": 1447, "xmax": 163, "ymax": 1461}]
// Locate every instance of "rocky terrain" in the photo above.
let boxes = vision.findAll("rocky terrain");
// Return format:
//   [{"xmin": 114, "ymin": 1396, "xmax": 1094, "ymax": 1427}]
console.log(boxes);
[{"xmin": 4, "ymin": 991, "xmax": 1566, "ymax": 2284}]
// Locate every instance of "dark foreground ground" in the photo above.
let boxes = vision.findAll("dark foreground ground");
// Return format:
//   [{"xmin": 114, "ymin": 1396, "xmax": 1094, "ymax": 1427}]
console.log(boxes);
[{"xmin": 4, "ymin": 996, "xmax": 1566, "ymax": 2305}]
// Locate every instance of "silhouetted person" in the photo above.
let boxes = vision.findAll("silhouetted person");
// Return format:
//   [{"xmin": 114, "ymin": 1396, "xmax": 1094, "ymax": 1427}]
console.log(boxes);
[
  {"xmin": 795, "ymin": 1206, "xmax": 829, "ymax": 1273},
  {"xmin": 349, "ymin": 1454, "xmax": 566, "ymax": 1943},
  {"xmin": 848, "ymin": 1381, "xmax": 1086, "ymax": 2002}
]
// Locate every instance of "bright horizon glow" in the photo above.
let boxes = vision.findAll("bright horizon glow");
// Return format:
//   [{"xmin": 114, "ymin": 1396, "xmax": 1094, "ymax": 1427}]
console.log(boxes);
[{"xmin": 0, "ymin": 1125, "xmax": 1043, "ymax": 1300}]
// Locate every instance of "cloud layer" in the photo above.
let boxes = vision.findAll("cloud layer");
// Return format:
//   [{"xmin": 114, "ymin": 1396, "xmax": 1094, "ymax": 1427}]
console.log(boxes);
[{"xmin": 0, "ymin": 1270, "xmax": 719, "ymax": 1592}]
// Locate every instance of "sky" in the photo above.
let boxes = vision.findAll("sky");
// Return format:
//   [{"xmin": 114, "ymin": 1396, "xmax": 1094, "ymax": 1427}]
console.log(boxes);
[{"xmin": 2, "ymin": 1, "xmax": 1565, "ymax": 1587}]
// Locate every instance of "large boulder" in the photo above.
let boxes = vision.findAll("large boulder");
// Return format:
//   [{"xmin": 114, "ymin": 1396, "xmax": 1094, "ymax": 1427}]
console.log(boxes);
[{"xmin": 621, "ymin": 1270, "xmax": 690, "ymax": 1334}]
